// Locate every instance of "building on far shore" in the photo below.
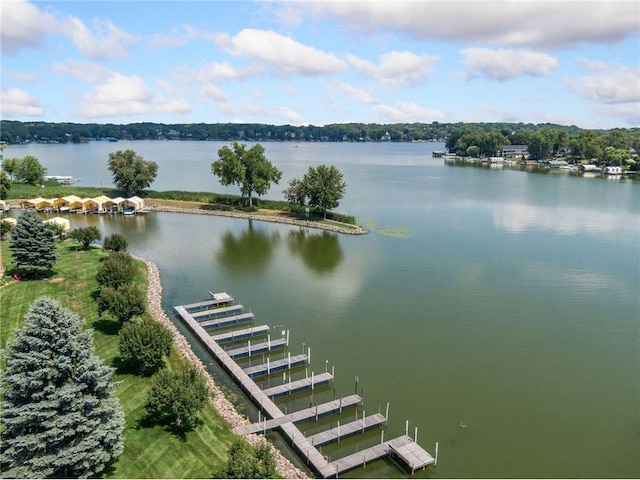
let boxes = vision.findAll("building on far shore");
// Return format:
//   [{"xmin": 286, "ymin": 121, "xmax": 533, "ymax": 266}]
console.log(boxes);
[{"xmin": 502, "ymin": 145, "xmax": 529, "ymax": 159}]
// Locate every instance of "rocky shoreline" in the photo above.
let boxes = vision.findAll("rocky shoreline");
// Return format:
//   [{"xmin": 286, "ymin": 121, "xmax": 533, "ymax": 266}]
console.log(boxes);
[
  {"xmin": 146, "ymin": 204, "xmax": 368, "ymax": 235},
  {"xmin": 142, "ymin": 258, "xmax": 309, "ymax": 479}
]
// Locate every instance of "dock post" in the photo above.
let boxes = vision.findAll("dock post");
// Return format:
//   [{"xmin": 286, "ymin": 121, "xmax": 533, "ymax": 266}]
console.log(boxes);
[
  {"xmin": 302, "ymin": 342, "xmax": 305, "ymax": 354},
  {"xmin": 362, "ymin": 409, "xmax": 366, "ymax": 434},
  {"xmin": 268, "ymin": 334, "xmax": 271, "ymax": 350},
  {"xmin": 414, "ymin": 426, "xmax": 418, "ymax": 443},
  {"xmin": 312, "ymin": 372, "xmax": 315, "ymax": 390},
  {"xmin": 267, "ymin": 357, "xmax": 270, "ymax": 375},
  {"xmin": 378, "ymin": 400, "xmax": 381, "ymax": 413},
  {"xmin": 340, "ymin": 396, "xmax": 342, "ymax": 413},
  {"xmin": 308, "ymin": 347, "xmax": 311, "ymax": 364},
  {"xmin": 435, "ymin": 442, "xmax": 439, "ymax": 466},
  {"xmin": 337, "ymin": 421, "xmax": 340, "ymax": 443},
  {"xmin": 332, "ymin": 365, "xmax": 335, "ymax": 377},
  {"xmin": 381, "ymin": 430, "xmax": 384, "ymax": 444},
  {"xmin": 354, "ymin": 375, "xmax": 359, "ymax": 394},
  {"xmin": 248, "ymin": 340, "xmax": 251, "ymax": 357},
  {"xmin": 286, "ymin": 330, "xmax": 290, "ymax": 346},
  {"xmin": 386, "ymin": 402, "xmax": 390, "ymax": 421},
  {"xmin": 325, "ymin": 359, "xmax": 328, "ymax": 373},
  {"xmin": 315, "ymin": 402, "xmax": 318, "ymax": 421},
  {"xmin": 288, "ymin": 352, "xmax": 291, "ymax": 369},
  {"xmin": 405, "ymin": 420, "xmax": 409, "ymax": 436}
]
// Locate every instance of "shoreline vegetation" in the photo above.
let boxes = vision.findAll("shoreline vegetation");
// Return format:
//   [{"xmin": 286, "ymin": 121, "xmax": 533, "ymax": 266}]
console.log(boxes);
[
  {"xmin": 0, "ymin": 240, "xmax": 309, "ymax": 479},
  {"xmin": 4, "ymin": 183, "xmax": 368, "ymax": 235}
]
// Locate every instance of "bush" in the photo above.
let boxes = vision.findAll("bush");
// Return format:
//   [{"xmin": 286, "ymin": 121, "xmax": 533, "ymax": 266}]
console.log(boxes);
[
  {"xmin": 144, "ymin": 363, "xmax": 209, "ymax": 430},
  {"xmin": 96, "ymin": 251, "xmax": 135, "ymax": 289},
  {"xmin": 69, "ymin": 226, "xmax": 101, "ymax": 249},
  {"xmin": 216, "ymin": 438, "xmax": 277, "ymax": 479},
  {"xmin": 104, "ymin": 233, "xmax": 128, "ymax": 252},
  {"xmin": 118, "ymin": 318, "xmax": 173, "ymax": 373},
  {"xmin": 97, "ymin": 283, "xmax": 146, "ymax": 324}
]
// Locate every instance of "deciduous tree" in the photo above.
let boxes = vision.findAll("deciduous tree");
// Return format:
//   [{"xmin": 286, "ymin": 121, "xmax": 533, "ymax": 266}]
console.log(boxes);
[
  {"xmin": 96, "ymin": 251, "xmax": 136, "ymax": 290},
  {"xmin": 144, "ymin": 363, "xmax": 209, "ymax": 429},
  {"xmin": 9, "ymin": 209, "xmax": 57, "ymax": 277},
  {"xmin": 69, "ymin": 225, "xmax": 101, "ymax": 249},
  {"xmin": 107, "ymin": 149, "xmax": 158, "ymax": 196},
  {"xmin": 0, "ymin": 298, "xmax": 125, "ymax": 478},
  {"xmin": 97, "ymin": 283, "xmax": 146, "ymax": 324},
  {"xmin": 118, "ymin": 318, "xmax": 173, "ymax": 373},
  {"xmin": 104, "ymin": 233, "xmax": 128, "ymax": 252},
  {"xmin": 14, "ymin": 155, "xmax": 46, "ymax": 185},
  {"xmin": 0, "ymin": 171, "xmax": 10, "ymax": 199},
  {"xmin": 304, "ymin": 164, "xmax": 346, "ymax": 219},
  {"xmin": 216, "ymin": 438, "xmax": 277, "ymax": 479},
  {"xmin": 212, "ymin": 142, "xmax": 282, "ymax": 207}
]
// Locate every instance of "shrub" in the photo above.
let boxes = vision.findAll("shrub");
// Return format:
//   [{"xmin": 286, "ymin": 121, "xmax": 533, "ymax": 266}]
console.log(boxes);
[
  {"xmin": 96, "ymin": 251, "xmax": 135, "ymax": 289},
  {"xmin": 118, "ymin": 318, "xmax": 173, "ymax": 373},
  {"xmin": 97, "ymin": 283, "xmax": 146, "ymax": 323},
  {"xmin": 104, "ymin": 233, "xmax": 128, "ymax": 252}
]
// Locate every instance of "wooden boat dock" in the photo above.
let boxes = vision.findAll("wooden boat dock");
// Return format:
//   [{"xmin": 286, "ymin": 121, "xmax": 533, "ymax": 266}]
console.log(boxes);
[{"xmin": 174, "ymin": 292, "xmax": 437, "ymax": 477}]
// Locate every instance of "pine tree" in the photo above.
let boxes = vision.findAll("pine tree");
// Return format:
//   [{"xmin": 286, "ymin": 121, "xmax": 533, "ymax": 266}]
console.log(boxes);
[
  {"xmin": 0, "ymin": 298, "xmax": 125, "ymax": 478},
  {"xmin": 9, "ymin": 209, "xmax": 57, "ymax": 276}
]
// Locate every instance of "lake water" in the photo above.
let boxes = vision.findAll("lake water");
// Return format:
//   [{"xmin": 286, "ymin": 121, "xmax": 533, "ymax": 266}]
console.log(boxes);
[{"xmin": 4, "ymin": 141, "xmax": 639, "ymax": 478}]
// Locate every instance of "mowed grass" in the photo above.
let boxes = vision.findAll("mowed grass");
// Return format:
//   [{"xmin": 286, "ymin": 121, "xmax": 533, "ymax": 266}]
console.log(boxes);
[{"xmin": 0, "ymin": 240, "xmax": 236, "ymax": 478}]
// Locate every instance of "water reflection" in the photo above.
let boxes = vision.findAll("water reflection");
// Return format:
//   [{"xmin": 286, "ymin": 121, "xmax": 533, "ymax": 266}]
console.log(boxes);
[
  {"xmin": 215, "ymin": 219, "xmax": 280, "ymax": 274},
  {"xmin": 287, "ymin": 229, "xmax": 344, "ymax": 275}
]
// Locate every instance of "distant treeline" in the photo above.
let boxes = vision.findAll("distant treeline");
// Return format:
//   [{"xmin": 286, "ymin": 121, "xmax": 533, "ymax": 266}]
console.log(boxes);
[{"xmin": 2, "ymin": 120, "xmax": 637, "ymax": 145}]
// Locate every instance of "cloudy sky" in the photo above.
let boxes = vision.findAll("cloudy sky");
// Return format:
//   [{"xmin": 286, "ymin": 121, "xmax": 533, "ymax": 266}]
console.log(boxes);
[{"xmin": 1, "ymin": 0, "xmax": 639, "ymax": 128}]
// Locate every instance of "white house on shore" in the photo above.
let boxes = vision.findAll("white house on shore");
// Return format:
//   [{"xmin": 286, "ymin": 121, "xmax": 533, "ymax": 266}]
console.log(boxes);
[{"xmin": 502, "ymin": 145, "xmax": 529, "ymax": 159}]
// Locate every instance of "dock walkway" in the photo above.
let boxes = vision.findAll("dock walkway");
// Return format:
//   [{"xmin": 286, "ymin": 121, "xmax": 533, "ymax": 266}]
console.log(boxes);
[
  {"xmin": 174, "ymin": 294, "xmax": 436, "ymax": 478},
  {"xmin": 244, "ymin": 353, "xmax": 308, "ymax": 377}
]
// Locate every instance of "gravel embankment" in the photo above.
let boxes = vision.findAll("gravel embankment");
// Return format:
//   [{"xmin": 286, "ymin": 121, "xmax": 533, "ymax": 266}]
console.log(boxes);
[
  {"xmin": 142, "ymin": 258, "xmax": 309, "ymax": 479},
  {"xmin": 147, "ymin": 204, "xmax": 368, "ymax": 235}
]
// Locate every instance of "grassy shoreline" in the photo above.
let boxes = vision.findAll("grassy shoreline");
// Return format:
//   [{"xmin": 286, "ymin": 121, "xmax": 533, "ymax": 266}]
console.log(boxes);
[
  {"xmin": 0, "ymin": 241, "xmax": 237, "ymax": 478},
  {"xmin": 5, "ymin": 182, "xmax": 364, "ymax": 232}
]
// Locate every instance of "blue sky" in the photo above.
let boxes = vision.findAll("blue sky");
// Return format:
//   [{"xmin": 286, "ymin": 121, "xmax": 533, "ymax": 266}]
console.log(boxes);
[{"xmin": 1, "ymin": 0, "xmax": 639, "ymax": 129}]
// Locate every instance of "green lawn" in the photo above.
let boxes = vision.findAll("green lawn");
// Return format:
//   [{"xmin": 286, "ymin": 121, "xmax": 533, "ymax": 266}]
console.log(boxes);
[{"xmin": 0, "ymin": 240, "xmax": 236, "ymax": 478}]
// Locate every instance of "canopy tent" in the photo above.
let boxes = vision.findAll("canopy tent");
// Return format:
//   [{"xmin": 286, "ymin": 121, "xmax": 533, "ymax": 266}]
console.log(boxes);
[
  {"xmin": 125, "ymin": 196, "xmax": 145, "ymax": 211},
  {"xmin": 110, "ymin": 196, "xmax": 126, "ymax": 212},
  {"xmin": 79, "ymin": 198, "xmax": 99, "ymax": 213},
  {"xmin": 92, "ymin": 195, "xmax": 113, "ymax": 212},
  {"xmin": 60, "ymin": 195, "xmax": 83, "ymax": 211},
  {"xmin": 1, "ymin": 217, "xmax": 17, "ymax": 225},
  {"xmin": 23, "ymin": 197, "xmax": 49, "ymax": 210},
  {"xmin": 44, "ymin": 216, "xmax": 71, "ymax": 231},
  {"xmin": 0, "ymin": 200, "xmax": 7, "ymax": 211}
]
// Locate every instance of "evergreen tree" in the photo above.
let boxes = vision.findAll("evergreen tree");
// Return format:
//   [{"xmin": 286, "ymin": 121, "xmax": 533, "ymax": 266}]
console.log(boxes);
[
  {"xmin": 9, "ymin": 209, "xmax": 57, "ymax": 277},
  {"xmin": 0, "ymin": 298, "xmax": 125, "ymax": 478}
]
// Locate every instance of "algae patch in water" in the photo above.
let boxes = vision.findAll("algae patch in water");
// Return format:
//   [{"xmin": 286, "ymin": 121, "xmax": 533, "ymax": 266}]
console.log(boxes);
[{"xmin": 377, "ymin": 227, "xmax": 411, "ymax": 238}]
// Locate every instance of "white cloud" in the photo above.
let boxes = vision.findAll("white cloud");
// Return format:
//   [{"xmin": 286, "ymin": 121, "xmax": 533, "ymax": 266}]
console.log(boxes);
[
  {"xmin": 461, "ymin": 48, "xmax": 558, "ymax": 80},
  {"xmin": 7, "ymin": 70, "xmax": 39, "ymax": 84},
  {"xmin": 566, "ymin": 62, "xmax": 640, "ymax": 104},
  {"xmin": 598, "ymin": 104, "xmax": 640, "ymax": 126},
  {"xmin": 216, "ymin": 28, "xmax": 347, "ymax": 76},
  {"xmin": 202, "ymin": 85, "xmax": 228, "ymax": 103},
  {"xmin": 150, "ymin": 24, "xmax": 217, "ymax": 49},
  {"xmin": 0, "ymin": 88, "xmax": 44, "ymax": 117},
  {"xmin": 334, "ymin": 82, "xmax": 378, "ymax": 104},
  {"xmin": 347, "ymin": 51, "xmax": 438, "ymax": 87},
  {"xmin": 219, "ymin": 101, "xmax": 305, "ymax": 125},
  {"xmin": 375, "ymin": 101, "xmax": 444, "ymax": 123},
  {"xmin": 176, "ymin": 61, "xmax": 259, "ymax": 84},
  {"xmin": 0, "ymin": 0, "xmax": 136, "ymax": 59},
  {"xmin": 52, "ymin": 59, "xmax": 110, "ymax": 84},
  {"xmin": 50, "ymin": 69, "xmax": 192, "ymax": 119},
  {"xmin": 0, "ymin": 0, "xmax": 59, "ymax": 55},
  {"xmin": 295, "ymin": 1, "xmax": 640, "ymax": 49},
  {"xmin": 64, "ymin": 16, "xmax": 137, "ymax": 59}
]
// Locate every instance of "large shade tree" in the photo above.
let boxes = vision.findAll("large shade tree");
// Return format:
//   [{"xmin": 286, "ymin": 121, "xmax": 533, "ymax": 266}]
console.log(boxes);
[
  {"xmin": 284, "ymin": 164, "xmax": 346, "ymax": 219},
  {"xmin": 9, "ymin": 209, "xmax": 57, "ymax": 277},
  {"xmin": 0, "ymin": 298, "xmax": 125, "ymax": 478},
  {"xmin": 107, "ymin": 149, "xmax": 158, "ymax": 196},
  {"xmin": 14, "ymin": 155, "xmax": 46, "ymax": 185},
  {"xmin": 212, "ymin": 142, "xmax": 282, "ymax": 207}
]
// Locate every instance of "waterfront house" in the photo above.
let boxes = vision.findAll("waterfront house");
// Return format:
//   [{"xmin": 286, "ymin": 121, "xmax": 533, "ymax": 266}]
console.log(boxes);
[{"xmin": 502, "ymin": 145, "xmax": 529, "ymax": 158}]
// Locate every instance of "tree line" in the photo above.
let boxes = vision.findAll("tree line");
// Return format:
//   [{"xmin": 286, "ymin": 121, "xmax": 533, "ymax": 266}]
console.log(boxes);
[{"xmin": 3, "ymin": 119, "xmax": 637, "ymax": 145}]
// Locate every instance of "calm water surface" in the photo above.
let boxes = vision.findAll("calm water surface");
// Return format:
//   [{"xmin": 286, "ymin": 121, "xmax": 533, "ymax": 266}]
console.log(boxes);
[{"xmin": 5, "ymin": 141, "xmax": 639, "ymax": 478}]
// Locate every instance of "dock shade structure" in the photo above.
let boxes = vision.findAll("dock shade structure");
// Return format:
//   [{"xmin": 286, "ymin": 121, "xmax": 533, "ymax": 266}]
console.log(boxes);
[
  {"xmin": 0, "ymin": 200, "xmax": 7, "ymax": 211},
  {"xmin": 93, "ymin": 195, "xmax": 114, "ymax": 212},
  {"xmin": 23, "ymin": 197, "xmax": 50, "ymax": 210},
  {"xmin": 44, "ymin": 216, "xmax": 71, "ymax": 231},
  {"xmin": 125, "ymin": 196, "xmax": 144, "ymax": 212},
  {"xmin": 1, "ymin": 217, "xmax": 17, "ymax": 225},
  {"xmin": 60, "ymin": 195, "xmax": 83, "ymax": 212},
  {"xmin": 110, "ymin": 196, "xmax": 126, "ymax": 212}
]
